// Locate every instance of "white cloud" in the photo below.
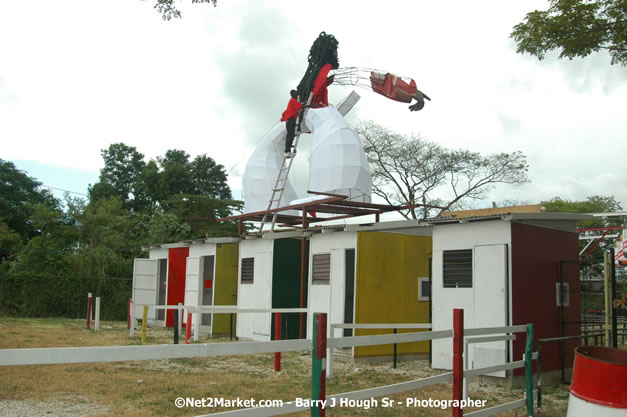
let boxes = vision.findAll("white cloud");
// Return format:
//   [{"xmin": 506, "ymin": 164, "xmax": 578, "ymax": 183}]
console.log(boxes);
[{"xmin": 1, "ymin": 0, "xmax": 625, "ymax": 210}]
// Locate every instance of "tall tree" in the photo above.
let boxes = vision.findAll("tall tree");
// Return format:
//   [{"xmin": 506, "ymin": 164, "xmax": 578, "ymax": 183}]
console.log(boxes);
[
  {"xmin": 149, "ymin": 0, "xmax": 217, "ymax": 20},
  {"xmin": 157, "ymin": 149, "xmax": 194, "ymax": 205},
  {"xmin": 356, "ymin": 121, "xmax": 530, "ymax": 219},
  {"xmin": 190, "ymin": 154, "xmax": 232, "ymax": 200},
  {"xmin": 511, "ymin": 0, "xmax": 627, "ymax": 66},
  {"xmin": 96, "ymin": 143, "xmax": 147, "ymax": 210},
  {"xmin": 542, "ymin": 195, "xmax": 623, "ymax": 227},
  {"xmin": 0, "ymin": 159, "xmax": 59, "ymax": 241}
]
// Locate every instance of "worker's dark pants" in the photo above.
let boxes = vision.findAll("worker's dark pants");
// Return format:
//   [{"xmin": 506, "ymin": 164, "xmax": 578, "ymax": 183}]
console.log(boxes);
[{"xmin": 285, "ymin": 118, "xmax": 296, "ymax": 152}]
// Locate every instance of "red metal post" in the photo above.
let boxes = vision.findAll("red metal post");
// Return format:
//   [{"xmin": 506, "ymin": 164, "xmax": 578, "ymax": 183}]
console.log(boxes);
[
  {"xmin": 312, "ymin": 313, "xmax": 327, "ymax": 417},
  {"xmin": 452, "ymin": 309, "xmax": 464, "ymax": 417},
  {"xmin": 316, "ymin": 313, "xmax": 327, "ymax": 417},
  {"xmin": 274, "ymin": 312, "xmax": 282, "ymax": 372},
  {"xmin": 87, "ymin": 294, "xmax": 92, "ymax": 329},
  {"xmin": 186, "ymin": 312, "xmax": 192, "ymax": 344}
]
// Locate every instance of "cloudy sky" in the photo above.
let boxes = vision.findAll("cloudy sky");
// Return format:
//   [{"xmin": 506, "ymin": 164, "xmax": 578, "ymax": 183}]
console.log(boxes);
[{"xmin": 2, "ymin": 0, "xmax": 626, "ymax": 211}]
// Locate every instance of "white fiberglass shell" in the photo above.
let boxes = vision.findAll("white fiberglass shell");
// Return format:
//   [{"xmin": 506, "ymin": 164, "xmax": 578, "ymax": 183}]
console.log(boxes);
[
  {"xmin": 242, "ymin": 121, "xmax": 298, "ymax": 214},
  {"xmin": 242, "ymin": 103, "xmax": 372, "ymax": 214},
  {"xmin": 303, "ymin": 106, "xmax": 371, "ymax": 203}
]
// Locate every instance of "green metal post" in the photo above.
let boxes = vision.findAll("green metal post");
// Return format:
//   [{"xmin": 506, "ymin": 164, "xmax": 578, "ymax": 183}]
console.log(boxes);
[
  {"xmin": 525, "ymin": 323, "xmax": 534, "ymax": 417},
  {"xmin": 311, "ymin": 313, "xmax": 327, "ymax": 417}
]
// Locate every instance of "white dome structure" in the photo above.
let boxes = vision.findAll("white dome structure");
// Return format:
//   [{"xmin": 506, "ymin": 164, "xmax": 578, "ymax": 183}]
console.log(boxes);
[
  {"xmin": 242, "ymin": 121, "xmax": 298, "ymax": 214},
  {"xmin": 303, "ymin": 105, "xmax": 371, "ymax": 203}
]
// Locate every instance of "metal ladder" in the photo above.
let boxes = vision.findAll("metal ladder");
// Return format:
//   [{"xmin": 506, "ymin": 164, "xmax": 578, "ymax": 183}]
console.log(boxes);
[{"xmin": 258, "ymin": 131, "xmax": 303, "ymax": 233}]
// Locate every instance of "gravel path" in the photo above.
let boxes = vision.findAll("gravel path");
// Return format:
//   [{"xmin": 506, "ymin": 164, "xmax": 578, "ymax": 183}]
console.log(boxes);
[{"xmin": 0, "ymin": 395, "xmax": 108, "ymax": 417}]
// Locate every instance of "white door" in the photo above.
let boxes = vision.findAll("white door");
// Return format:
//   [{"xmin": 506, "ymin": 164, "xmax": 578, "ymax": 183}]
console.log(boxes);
[
  {"xmin": 132, "ymin": 259, "xmax": 159, "ymax": 320},
  {"xmin": 185, "ymin": 257, "xmax": 201, "ymax": 330},
  {"xmin": 472, "ymin": 244, "xmax": 508, "ymax": 377}
]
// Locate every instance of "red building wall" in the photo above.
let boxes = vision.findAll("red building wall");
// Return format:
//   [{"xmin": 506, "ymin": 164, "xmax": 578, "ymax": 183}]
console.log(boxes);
[
  {"xmin": 166, "ymin": 247, "xmax": 190, "ymax": 327},
  {"xmin": 510, "ymin": 222, "xmax": 581, "ymax": 375}
]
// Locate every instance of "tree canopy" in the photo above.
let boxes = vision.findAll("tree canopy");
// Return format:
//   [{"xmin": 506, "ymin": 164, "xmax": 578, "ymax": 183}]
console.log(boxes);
[
  {"xmin": 0, "ymin": 159, "xmax": 60, "ymax": 242},
  {"xmin": 356, "ymin": 121, "xmax": 530, "ymax": 219},
  {"xmin": 0, "ymin": 146, "xmax": 240, "ymax": 319},
  {"xmin": 150, "ymin": 0, "xmax": 217, "ymax": 20},
  {"xmin": 511, "ymin": 0, "xmax": 627, "ymax": 66}
]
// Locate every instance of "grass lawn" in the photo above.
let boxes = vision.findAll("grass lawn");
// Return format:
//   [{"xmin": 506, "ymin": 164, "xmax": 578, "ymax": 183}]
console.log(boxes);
[{"xmin": 0, "ymin": 317, "xmax": 570, "ymax": 417}]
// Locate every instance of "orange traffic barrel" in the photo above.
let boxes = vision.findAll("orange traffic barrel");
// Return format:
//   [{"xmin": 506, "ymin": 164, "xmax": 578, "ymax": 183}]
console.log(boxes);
[{"xmin": 567, "ymin": 346, "xmax": 627, "ymax": 416}]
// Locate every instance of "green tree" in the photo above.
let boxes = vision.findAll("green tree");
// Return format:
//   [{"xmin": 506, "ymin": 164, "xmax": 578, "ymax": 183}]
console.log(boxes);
[
  {"xmin": 149, "ymin": 0, "xmax": 217, "ymax": 20},
  {"xmin": 542, "ymin": 195, "xmax": 623, "ymax": 227},
  {"xmin": 95, "ymin": 143, "xmax": 147, "ymax": 211},
  {"xmin": 166, "ymin": 194, "xmax": 242, "ymax": 238},
  {"xmin": 191, "ymin": 154, "xmax": 232, "ymax": 200},
  {"xmin": 0, "ymin": 159, "xmax": 60, "ymax": 241},
  {"xmin": 356, "ymin": 121, "xmax": 530, "ymax": 219},
  {"xmin": 543, "ymin": 195, "xmax": 623, "ymax": 278},
  {"xmin": 511, "ymin": 0, "xmax": 627, "ymax": 66},
  {"xmin": 157, "ymin": 149, "xmax": 194, "ymax": 204},
  {"xmin": 4, "ymin": 203, "xmax": 76, "ymax": 316}
]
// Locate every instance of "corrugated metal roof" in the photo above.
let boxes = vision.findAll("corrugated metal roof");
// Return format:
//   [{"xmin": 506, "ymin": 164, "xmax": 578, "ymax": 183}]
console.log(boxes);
[{"xmin": 441, "ymin": 204, "xmax": 543, "ymax": 219}]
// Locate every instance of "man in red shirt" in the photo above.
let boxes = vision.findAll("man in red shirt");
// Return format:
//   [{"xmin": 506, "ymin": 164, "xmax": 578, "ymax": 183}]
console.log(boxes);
[{"xmin": 280, "ymin": 89, "xmax": 303, "ymax": 155}]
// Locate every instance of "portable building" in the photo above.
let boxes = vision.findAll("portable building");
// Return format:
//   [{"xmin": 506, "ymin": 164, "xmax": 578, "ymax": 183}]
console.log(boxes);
[
  {"xmin": 132, "ymin": 237, "xmax": 240, "ymax": 335},
  {"xmin": 236, "ymin": 233, "xmax": 309, "ymax": 341},
  {"xmin": 429, "ymin": 212, "xmax": 591, "ymax": 385},
  {"xmin": 307, "ymin": 221, "xmax": 433, "ymax": 360}
]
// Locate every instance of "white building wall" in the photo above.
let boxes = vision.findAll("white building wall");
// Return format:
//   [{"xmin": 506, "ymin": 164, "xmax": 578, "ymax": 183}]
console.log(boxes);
[
  {"xmin": 431, "ymin": 221, "xmax": 512, "ymax": 373},
  {"xmin": 148, "ymin": 247, "xmax": 168, "ymax": 260},
  {"xmin": 308, "ymin": 231, "xmax": 357, "ymax": 339},
  {"xmin": 236, "ymin": 238, "xmax": 274, "ymax": 341}
]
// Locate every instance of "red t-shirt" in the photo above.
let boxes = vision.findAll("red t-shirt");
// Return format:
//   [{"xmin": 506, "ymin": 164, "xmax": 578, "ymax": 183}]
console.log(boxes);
[
  {"xmin": 312, "ymin": 63, "xmax": 333, "ymax": 106},
  {"xmin": 280, "ymin": 97, "xmax": 303, "ymax": 121}
]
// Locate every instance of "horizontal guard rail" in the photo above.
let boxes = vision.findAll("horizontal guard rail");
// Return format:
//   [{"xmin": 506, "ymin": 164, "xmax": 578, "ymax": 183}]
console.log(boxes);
[
  {"xmin": 330, "ymin": 323, "xmax": 432, "ymax": 329},
  {"xmin": 465, "ymin": 352, "xmax": 538, "ymax": 378},
  {"xmin": 0, "ymin": 339, "xmax": 312, "ymax": 366},
  {"xmin": 466, "ymin": 335, "xmax": 516, "ymax": 344},
  {"xmin": 133, "ymin": 304, "xmax": 308, "ymax": 314},
  {"xmin": 464, "ymin": 391, "xmax": 537, "ymax": 417},
  {"xmin": 464, "ymin": 325, "xmax": 527, "ymax": 336},
  {"xmin": 328, "ymin": 330, "xmax": 453, "ymax": 349},
  {"xmin": 199, "ymin": 373, "xmax": 454, "ymax": 417}
]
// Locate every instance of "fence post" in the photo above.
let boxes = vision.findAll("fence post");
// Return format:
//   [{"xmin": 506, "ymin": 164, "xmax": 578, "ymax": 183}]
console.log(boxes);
[
  {"xmin": 393, "ymin": 328, "xmax": 397, "ymax": 369},
  {"xmin": 94, "ymin": 297, "xmax": 101, "ymax": 331},
  {"xmin": 525, "ymin": 323, "xmax": 535, "ymax": 417},
  {"xmin": 327, "ymin": 324, "xmax": 334, "ymax": 379},
  {"xmin": 452, "ymin": 308, "xmax": 463, "ymax": 417},
  {"xmin": 311, "ymin": 313, "xmax": 327, "ymax": 417},
  {"xmin": 274, "ymin": 312, "xmax": 282, "ymax": 372},
  {"xmin": 537, "ymin": 341, "xmax": 543, "ymax": 415},
  {"xmin": 127, "ymin": 298, "xmax": 132, "ymax": 329},
  {"xmin": 177, "ymin": 303, "xmax": 183, "ymax": 341},
  {"xmin": 86, "ymin": 293, "xmax": 92, "ymax": 329},
  {"xmin": 141, "ymin": 305, "xmax": 148, "ymax": 344},
  {"xmin": 173, "ymin": 308, "xmax": 179, "ymax": 344},
  {"xmin": 186, "ymin": 312, "xmax": 192, "ymax": 344}
]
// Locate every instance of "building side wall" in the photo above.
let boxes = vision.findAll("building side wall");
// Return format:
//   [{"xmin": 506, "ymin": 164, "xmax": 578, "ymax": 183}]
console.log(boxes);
[
  {"xmin": 510, "ymin": 222, "xmax": 581, "ymax": 375},
  {"xmin": 148, "ymin": 247, "xmax": 168, "ymax": 260},
  {"xmin": 354, "ymin": 231, "xmax": 432, "ymax": 357},
  {"xmin": 236, "ymin": 239, "xmax": 273, "ymax": 341},
  {"xmin": 213, "ymin": 243, "xmax": 239, "ymax": 334},
  {"xmin": 308, "ymin": 232, "xmax": 358, "ymax": 339},
  {"xmin": 272, "ymin": 238, "xmax": 308, "ymax": 340},
  {"xmin": 431, "ymin": 221, "xmax": 512, "ymax": 371},
  {"xmin": 166, "ymin": 247, "xmax": 190, "ymax": 327}
]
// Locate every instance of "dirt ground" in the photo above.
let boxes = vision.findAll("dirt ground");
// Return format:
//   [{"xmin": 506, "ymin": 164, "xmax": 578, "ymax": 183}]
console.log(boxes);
[{"xmin": 0, "ymin": 317, "xmax": 570, "ymax": 417}]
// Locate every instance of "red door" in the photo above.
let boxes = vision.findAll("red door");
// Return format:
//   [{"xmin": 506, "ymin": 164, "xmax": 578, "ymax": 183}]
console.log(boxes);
[{"xmin": 166, "ymin": 247, "xmax": 189, "ymax": 327}]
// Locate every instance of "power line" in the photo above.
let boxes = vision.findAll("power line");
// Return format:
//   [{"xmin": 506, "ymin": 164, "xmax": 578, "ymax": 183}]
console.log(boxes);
[{"xmin": 42, "ymin": 184, "xmax": 89, "ymax": 197}]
